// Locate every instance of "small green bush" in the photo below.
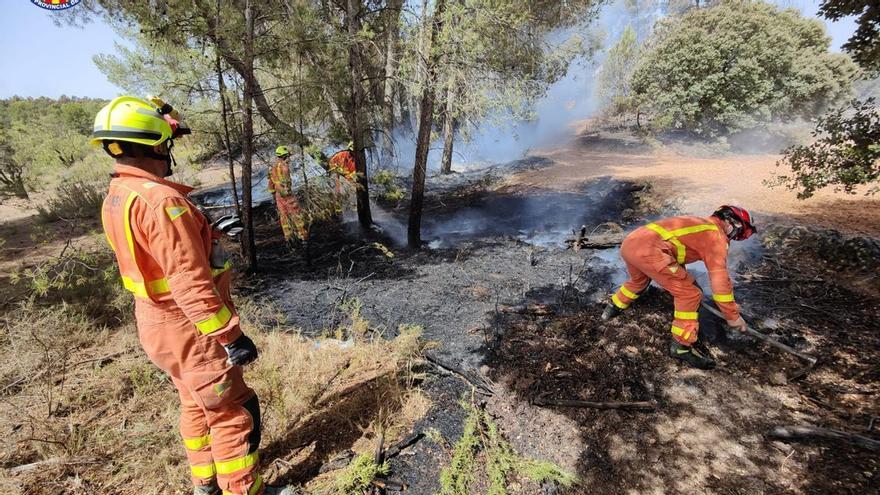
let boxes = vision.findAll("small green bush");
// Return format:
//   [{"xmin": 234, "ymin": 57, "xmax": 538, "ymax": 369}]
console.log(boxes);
[{"xmin": 37, "ymin": 181, "xmax": 104, "ymax": 223}]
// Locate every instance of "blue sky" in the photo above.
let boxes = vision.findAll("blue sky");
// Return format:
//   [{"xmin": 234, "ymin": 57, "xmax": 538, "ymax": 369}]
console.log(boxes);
[{"xmin": 0, "ymin": 0, "xmax": 861, "ymax": 99}]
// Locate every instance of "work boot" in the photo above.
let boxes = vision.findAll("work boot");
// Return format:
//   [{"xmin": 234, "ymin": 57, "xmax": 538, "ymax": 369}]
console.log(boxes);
[
  {"xmin": 601, "ymin": 302, "xmax": 621, "ymax": 321},
  {"xmin": 669, "ymin": 340, "xmax": 716, "ymax": 370},
  {"xmin": 193, "ymin": 484, "xmax": 220, "ymax": 495}
]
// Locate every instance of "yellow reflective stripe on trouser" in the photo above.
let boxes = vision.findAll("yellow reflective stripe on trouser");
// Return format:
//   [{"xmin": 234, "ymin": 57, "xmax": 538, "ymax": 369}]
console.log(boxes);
[
  {"xmin": 122, "ymin": 276, "xmax": 171, "ymax": 298},
  {"xmin": 195, "ymin": 305, "xmax": 233, "ymax": 335},
  {"xmin": 212, "ymin": 260, "xmax": 233, "ymax": 277},
  {"xmin": 611, "ymin": 294, "xmax": 629, "ymax": 309},
  {"xmin": 215, "ymin": 452, "xmax": 259, "ymax": 475},
  {"xmin": 191, "ymin": 462, "xmax": 216, "ymax": 480},
  {"xmin": 620, "ymin": 286, "xmax": 640, "ymax": 300},
  {"xmin": 671, "ymin": 325, "xmax": 694, "ymax": 341},
  {"xmin": 223, "ymin": 475, "xmax": 263, "ymax": 495},
  {"xmin": 183, "ymin": 434, "xmax": 212, "ymax": 451},
  {"xmin": 674, "ymin": 310, "xmax": 699, "ymax": 320},
  {"xmin": 713, "ymin": 293, "xmax": 735, "ymax": 303}
]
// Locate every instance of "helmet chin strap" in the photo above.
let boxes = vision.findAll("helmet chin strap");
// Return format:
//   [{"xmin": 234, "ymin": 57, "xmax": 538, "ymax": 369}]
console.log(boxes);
[{"xmin": 143, "ymin": 139, "xmax": 175, "ymax": 177}]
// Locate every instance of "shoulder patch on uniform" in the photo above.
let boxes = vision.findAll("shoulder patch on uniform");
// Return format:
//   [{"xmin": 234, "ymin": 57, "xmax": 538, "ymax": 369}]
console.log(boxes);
[
  {"xmin": 165, "ymin": 205, "xmax": 189, "ymax": 220},
  {"xmin": 143, "ymin": 182, "xmax": 160, "ymax": 189}
]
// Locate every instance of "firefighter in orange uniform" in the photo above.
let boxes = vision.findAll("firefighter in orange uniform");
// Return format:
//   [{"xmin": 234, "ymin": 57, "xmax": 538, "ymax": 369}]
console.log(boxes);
[
  {"xmin": 326, "ymin": 147, "xmax": 357, "ymax": 215},
  {"xmin": 268, "ymin": 146, "xmax": 309, "ymax": 245},
  {"xmin": 602, "ymin": 206, "xmax": 756, "ymax": 369},
  {"xmin": 93, "ymin": 96, "xmax": 293, "ymax": 495}
]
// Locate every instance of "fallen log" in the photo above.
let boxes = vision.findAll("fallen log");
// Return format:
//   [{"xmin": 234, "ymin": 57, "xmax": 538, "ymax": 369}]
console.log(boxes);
[
  {"xmin": 565, "ymin": 232, "xmax": 626, "ymax": 250},
  {"xmin": 385, "ymin": 431, "xmax": 425, "ymax": 459},
  {"xmin": 768, "ymin": 425, "xmax": 880, "ymax": 452},
  {"xmin": 534, "ymin": 398, "xmax": 656, "ymax": 411}
]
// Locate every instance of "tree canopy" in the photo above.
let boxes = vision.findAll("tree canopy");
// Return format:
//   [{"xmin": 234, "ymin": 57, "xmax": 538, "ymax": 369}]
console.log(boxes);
[{"xmin": 631, "ymin": 0, "xmax": 858, "ymax": 136}]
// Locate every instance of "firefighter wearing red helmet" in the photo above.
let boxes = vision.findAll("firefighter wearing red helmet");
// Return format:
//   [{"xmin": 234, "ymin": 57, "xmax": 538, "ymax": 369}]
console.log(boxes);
[{"xmin": 601, "ymin": 206, "xmax": 757, "ymax": 369}]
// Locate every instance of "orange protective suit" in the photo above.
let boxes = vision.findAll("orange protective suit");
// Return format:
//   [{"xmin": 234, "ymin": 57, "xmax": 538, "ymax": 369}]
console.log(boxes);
[
  {"xmin": 101, "ymin": 164, "xmax": 264, "ymax": 495},
  {"xmin": 268, "ymin": 158, "xmax": 308, "ymax": 242},
  {"xmin": 610, "ymin": 215, "xmax": 740, "ymax": 345},
  {"xmin": 328, "ymin": 150, "xmax": 357, "ymax": 197}
]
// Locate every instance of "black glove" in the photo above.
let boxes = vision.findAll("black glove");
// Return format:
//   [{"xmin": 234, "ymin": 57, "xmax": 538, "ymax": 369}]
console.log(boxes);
[{"xmin": 224, "ymin": 334, "xmax": 259, "ymax": 366}]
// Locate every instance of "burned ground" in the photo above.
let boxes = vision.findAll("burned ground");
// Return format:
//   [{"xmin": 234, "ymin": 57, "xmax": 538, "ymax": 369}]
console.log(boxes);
[
  {"xmin": 486, "ymin": 226, "xmax": 880, "ymax": 494},
  {"xmin": 235, "ymin": 159, "xmax": 879, "ymax": 494}
]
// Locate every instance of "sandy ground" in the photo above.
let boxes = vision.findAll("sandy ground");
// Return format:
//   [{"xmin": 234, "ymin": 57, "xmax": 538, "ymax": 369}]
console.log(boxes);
[{"xmin": 509, "ymin": 130, "xmax": 880, "ymax": 237}]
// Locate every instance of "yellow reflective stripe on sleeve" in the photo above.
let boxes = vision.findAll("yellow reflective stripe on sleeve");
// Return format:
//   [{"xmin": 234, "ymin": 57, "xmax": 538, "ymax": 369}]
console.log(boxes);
[
  {"xmin": 670, "ymin": 224, "xmax": 718, "ymax": 237},
  {"xmin": 713, "ymin": 293, "xmax": 735, "ymax": 303},
  {"xmin": 674, "ymin": 310, "xmax": 699, "ymax": 320},
  {"xmin": 191, "ymin": 462, "xmax": 216, "ymax": 480},
  {"xmin": 611, "ymin": 294, "xmax": 629, "ymax": 309},
  {"xmin": 183, "ymin": 434, "xmax": 212, "ymax": 451},
  {"xmin": 122, "ymin": 276, "xmax": 171, "ymax": 299},
  {"xmin": 211, "ymin": 260, "xmax": 232, "ymax": 277},
  {"xmin": 195, "ymin": 305, "xmax": 233, "ymax": 335},
  {"xmin": 223, "ymin": 475, "xmax": 263, "ymax": 495},
  {"xmin": 215, "ymin": 452, "xmax": 259, "ymax": 475},
  {"xmin": 620, "ymin": 286, "xmax": 640, "ymax": 300}
]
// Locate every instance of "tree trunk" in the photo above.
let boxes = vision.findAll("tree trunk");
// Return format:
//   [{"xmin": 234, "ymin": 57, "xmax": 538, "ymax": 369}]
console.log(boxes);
[
  {"xmin": 216, "ymin": 51, "xmax": 240, "ymax": 215},
  {"xmin": 407, "ymin": 0, "xmax": 446, "ymax": 248},
  {"xmin": 239, "ymin": 0, "xmax": 257, "ymax": 271},
  {"xmin": 440, "ymin": 75, "xmax": 456, "ymax": 174},
  {"xmin": 346, "ymin": 0, "xmax": 373, "ymax": 228},
  {"xmin": 380, "ymin": 0, "xmax": 404, "ymax": 166}
]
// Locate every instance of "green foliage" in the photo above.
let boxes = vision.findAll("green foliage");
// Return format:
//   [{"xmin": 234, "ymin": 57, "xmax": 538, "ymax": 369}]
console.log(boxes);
[
  {"xmin": 631, "ymin": 1, "xmax": 859, "ymax": 136},
  {"xmin": 332, "ymin": 453, "xmax": 390, "ymax": 494},
  {"xmin": 438, "ymin": 402, "xmax": 481, "ymax": 495},
  {"xmin": 598, "ymin": 25, "xmax": 640, "ymax": 121},
  {"xmin": 438, "ymin": 401, "xmax": 577, "ymax": 495},
  {"xmin": 37, "ymin": 181, "xmax": 105, "ymax": 222},
  {"xmin": 11, "ymin": 245, "xmax": 131, "ymax": 326},
  {"xmin": 0, "ymin": 97, "xmax": 109, "ymax": 201},
  {"xmin": 772, "ymin": 98, "xmax": 880, "ymax": 198},
  {"xmin": 372, "ymin": 169, "xmax": 406, "ymax": 203},
  {"xmin": 820, "ymin": 0, "xmax": 880, "ymax": 74}
]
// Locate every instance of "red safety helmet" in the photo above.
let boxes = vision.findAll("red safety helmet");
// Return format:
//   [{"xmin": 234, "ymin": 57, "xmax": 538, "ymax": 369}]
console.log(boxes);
[{"xmin": 712, "ymin": 205, "xmax": 756, "ymax": 241}]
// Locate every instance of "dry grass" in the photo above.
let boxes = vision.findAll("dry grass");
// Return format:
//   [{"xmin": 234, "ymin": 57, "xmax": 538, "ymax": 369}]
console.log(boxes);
[{"xmin": 0, "ymin": 284, "xmax": 429, "ymax": 493}]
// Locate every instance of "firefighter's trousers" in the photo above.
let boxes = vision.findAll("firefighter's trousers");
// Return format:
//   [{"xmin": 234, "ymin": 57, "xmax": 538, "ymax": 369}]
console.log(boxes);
[
  {"xmin": 135, "ymin": 299, "xmax": 263, "ymax": 495},
  {"xmin": 274, "ymin": 192, "xmax": 308, "ymax": 242}
]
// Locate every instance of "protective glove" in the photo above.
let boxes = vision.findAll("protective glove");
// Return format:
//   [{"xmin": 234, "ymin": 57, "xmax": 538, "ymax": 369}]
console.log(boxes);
[
  {"xmin": 224, "ymin": 334, "xmax": 259, "ymax": 366},
  {"xmin": 726, "ymin": 316, "xmax": 748, "ymax": 333}
]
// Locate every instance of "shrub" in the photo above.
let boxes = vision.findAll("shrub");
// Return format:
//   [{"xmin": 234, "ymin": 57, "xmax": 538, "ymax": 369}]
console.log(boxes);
[
  {"xmin": 632, "ymin": 1, "xmax": 859, "ymax": 136},
  {"xmin": 37, "ymin": 181, "xmax": 104, "ymax": 223},
  {"xmin": 10, "ymin": 245, "xmax": 131, "ymax": 325}
]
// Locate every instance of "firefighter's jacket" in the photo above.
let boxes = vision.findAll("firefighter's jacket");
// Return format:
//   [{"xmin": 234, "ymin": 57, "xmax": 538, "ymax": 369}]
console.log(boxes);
[{"xmin": 101, "ymin": 164, "xmax": 241, "ymax": 346}]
